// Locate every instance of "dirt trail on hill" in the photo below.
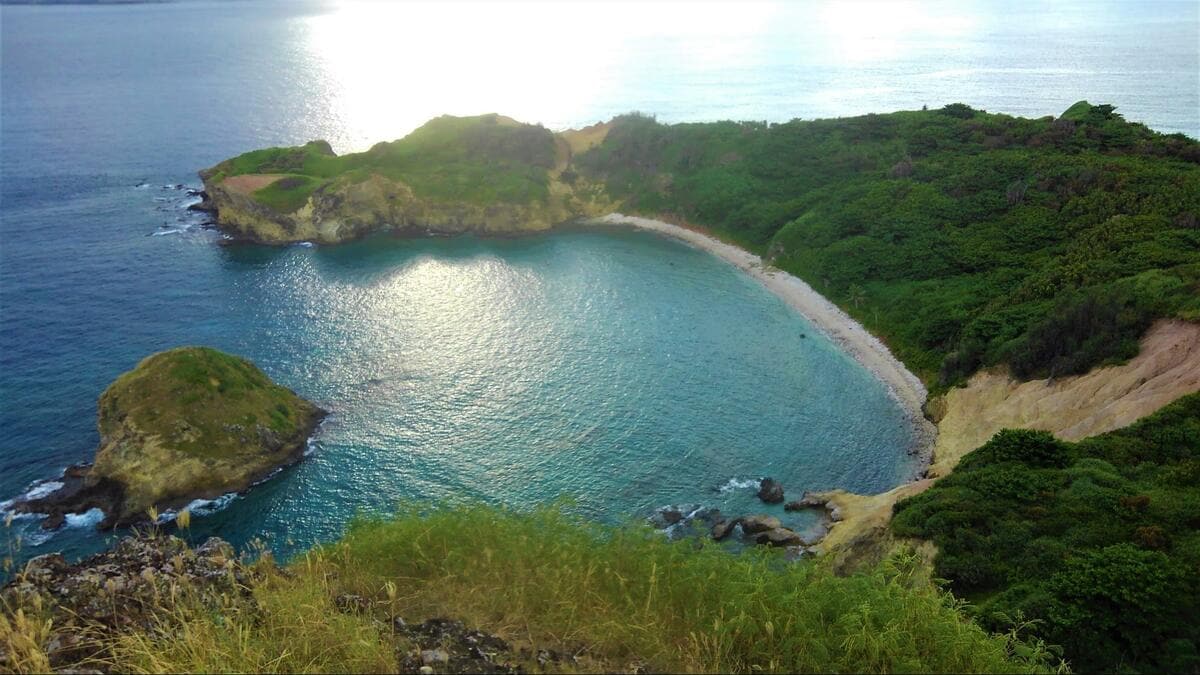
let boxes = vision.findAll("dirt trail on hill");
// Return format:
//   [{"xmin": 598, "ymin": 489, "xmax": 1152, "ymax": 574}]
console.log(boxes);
[{"xmin": 220, "ymin": 173, "xmax": 286, "ymax": 195}]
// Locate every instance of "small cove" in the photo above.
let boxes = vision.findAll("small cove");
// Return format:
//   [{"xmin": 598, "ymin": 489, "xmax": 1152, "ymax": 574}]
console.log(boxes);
[{"xmin": 1, "ymin": 209, "xmax": 922, "ymax": 564}]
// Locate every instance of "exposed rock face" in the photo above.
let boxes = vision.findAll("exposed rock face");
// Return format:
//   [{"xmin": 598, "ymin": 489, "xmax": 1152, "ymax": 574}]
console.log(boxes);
[
  {"xmin": 198, "ymin": 115, "xmax": 617, "ymax": 245},
  {"xmin": 739, "ymin": 514, "xmax": 782, "ymax": 534},
  {"xmin": 752, "ymin": 527, "xmax": 803, "ymax": 547},
  {"xmin": 1, "ymin": 534, "xmax": 248, "ymax": 670},
  {"xmin": 14, "ymin": 347, "xmax": 324, "ymax": 528},
  {"xmin": 198, "ymin": 170, "xmax": 606, "ymax": 245},
  {"xmin": 929, "ymin": 319, "xmax": 1200, "ymax": 477},
  {"xmin": 757, "ymin": 478, "xmax": 784, "ymax": 504}
]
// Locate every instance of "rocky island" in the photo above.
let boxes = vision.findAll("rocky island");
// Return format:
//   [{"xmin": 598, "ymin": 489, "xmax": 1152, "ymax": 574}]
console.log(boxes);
[{"xmin": 14, "ymin": 347, "xmax": 324, "ymax": 529}]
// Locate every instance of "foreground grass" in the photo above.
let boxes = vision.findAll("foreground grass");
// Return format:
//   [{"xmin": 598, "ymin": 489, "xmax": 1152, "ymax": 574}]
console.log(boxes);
[{"xmin": 4, "ymin": 504, "xmax": 1063, "ymax": 673}]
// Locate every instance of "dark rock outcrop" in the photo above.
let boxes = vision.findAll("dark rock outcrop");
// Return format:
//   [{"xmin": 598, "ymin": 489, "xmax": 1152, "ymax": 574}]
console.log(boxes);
[
  {"xmin": 757, "ymin": 478, "xmax": 784, "ymax": 504},
  {"xmin": 711, "ymin": 518, "xmax": 739, "ymax": 541},
  {"xmin": 752, "ymin": 527, "xmax": 803, "ymax": 547},
  {"xmin": 739, "ymin": 514, "xmax": 782, "ymax": 534}
]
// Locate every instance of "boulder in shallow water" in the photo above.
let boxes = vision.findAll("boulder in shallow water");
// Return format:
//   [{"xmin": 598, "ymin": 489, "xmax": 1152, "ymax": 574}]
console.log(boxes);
[
  {"xmin": 711, "ymin": 518, "xmax": 740, "ymax": 541},
  {"xmin": 752, "ymin": 527, "xmax": 803, "ymax": 547},
  {"xmin": 740, "ymin": 514, "xmax": 782, "ymax": 534},
  {"xmin": 757, "ymin": 477, "xmax": 784, "ymax": 504}
]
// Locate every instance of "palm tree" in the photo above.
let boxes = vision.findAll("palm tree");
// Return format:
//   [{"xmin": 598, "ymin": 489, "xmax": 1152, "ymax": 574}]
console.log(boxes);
[{"xmin": 848, "ymin": 283, "xmax": 867, "ymax": 309}]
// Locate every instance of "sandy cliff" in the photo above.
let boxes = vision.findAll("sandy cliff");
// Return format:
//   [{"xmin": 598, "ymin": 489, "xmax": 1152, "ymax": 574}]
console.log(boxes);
[{"xmin": 812, "ymin": 319, "xmax": 1200, "ymax": 570}]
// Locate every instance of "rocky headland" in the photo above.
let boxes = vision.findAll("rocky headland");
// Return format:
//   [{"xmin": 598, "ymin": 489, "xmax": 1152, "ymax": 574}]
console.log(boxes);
[
  {"xmin": 12, "ymin": 347, "xmax": 324, "ymax": 529},
  {"xmin": 195, "ymin": 115, "xmax": 616, "ymax": 244}
]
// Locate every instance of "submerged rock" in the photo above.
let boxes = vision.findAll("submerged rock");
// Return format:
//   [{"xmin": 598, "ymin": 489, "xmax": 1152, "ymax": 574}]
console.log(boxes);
[
  {"xmin": 757, "ymin": 477, "xmax": 784, "ymax": 504},
  {"xmin": 14, "ymin": 347, "xmax": 325, "ymax": 529}
]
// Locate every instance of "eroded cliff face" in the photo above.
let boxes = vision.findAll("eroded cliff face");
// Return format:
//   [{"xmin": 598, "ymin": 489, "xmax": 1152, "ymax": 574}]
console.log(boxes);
[
  {"xmin": 197, "ymin": 121, "xmax": 618, "ymax": 245},
  {"xmin": 929, "ymin": 319, "xmax": 1200, "ymax": 477},
  {"xmin": 812, "ymin": 319, "xmax": 1200, "ymax": 571},
  {"xmin": 199, "ymin": 169, "xmax": 616, "ymax": 245}
]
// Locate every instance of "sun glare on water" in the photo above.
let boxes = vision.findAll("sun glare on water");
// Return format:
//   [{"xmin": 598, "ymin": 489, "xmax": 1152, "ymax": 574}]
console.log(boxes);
[{"xmin": 300, "ymin": 1, "xmax": 787, "ymax": 149}]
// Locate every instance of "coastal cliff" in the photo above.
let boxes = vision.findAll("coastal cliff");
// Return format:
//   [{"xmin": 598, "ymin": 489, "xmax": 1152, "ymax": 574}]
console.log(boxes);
[
  {"xmin": 197, "ymin": 114, "xmax": 615, "ymax": 244},
  {"xmin": 15, "ymin": 347, "xmax": 324, "ymax": 528}
]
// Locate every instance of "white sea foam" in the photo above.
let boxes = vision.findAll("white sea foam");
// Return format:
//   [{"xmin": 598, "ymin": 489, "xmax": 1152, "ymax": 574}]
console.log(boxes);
[
  {"xmin": 24, "ymin": 530, "xmax": 56, "ymax": 547},
  {"xmin": 250, "ymin": 466, "xmax": 284, "ymax": 487},
  {"xmin": 295, "ymin": 241, "xmax": 315, "ymax": 248},
  {"xmin": 151, "ymin": 228, "xmax": 184, "ymax": 236},
  {"xmin": 23, "ymin": 480, "xmax": 63, "ymax": 501},
  {"xmin": 305, "ymin": 433, "xmax": 327, "ymax": 457},
  {"xmin": 65, "ymin": 507, "xmax": 105, "ymax": 528},
  {"xmin": 718, "ymin": 477, "xmax": 759, "ymax": 493},
  {"xmin": 157, "ymin": 492, "xmax": 238, "ymax": 523},
  {"xmin": 0, "ymin": 478, "xmax": 66, "ymax": 514},
  {"xmin": 304, "ymin": 416, "xmax": 329, "ymax": 456},
  {"xmin": 188, "ymin": 493, "xmax": 237, "ymax": 516}
]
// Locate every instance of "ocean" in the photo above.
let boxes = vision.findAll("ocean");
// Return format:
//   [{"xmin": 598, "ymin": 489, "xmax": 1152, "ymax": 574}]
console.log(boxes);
[{"xmin": 1, "ymin": 0, "xmax": 1196, "ymax": 564}]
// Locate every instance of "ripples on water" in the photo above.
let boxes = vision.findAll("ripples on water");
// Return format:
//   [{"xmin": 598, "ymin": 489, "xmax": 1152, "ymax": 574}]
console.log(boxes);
[{"xmin": 0, "ymin": 184, "xmax": 920, "ymax": 562}]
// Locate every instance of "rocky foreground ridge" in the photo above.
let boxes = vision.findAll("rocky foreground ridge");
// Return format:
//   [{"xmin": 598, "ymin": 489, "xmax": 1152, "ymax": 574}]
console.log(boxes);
[
  {"xmin": 3, "ymin": 533, "xmax": 536, "ymax": 674},
  {"xmin": 13, "ymin": 347, "xmax": 324, "ymax": 529}
]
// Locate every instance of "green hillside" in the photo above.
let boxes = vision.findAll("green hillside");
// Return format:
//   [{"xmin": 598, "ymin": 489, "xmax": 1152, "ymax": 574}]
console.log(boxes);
[
  {"xmin": 892, "ymin": 392, "xmax": 1200, "ymax": 672},
  {"xmin": 207, "ymin": 113, "xmax": 557, "ymax": 210},
  {"xmin": 575, "ymin": 103, "xmax": 1200, "ymax": 385}
]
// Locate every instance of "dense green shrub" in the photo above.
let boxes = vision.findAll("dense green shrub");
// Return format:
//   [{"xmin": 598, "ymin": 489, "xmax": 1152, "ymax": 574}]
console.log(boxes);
[{"xmin": 892, "ymin": 393, "xmax": 1200, "ymax": 673}]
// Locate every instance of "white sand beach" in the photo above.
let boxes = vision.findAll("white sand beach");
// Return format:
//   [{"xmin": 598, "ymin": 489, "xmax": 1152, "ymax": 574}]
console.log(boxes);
[{"xmin": 590, "ymin": 213, "xmax": 937, "ymax": 459}]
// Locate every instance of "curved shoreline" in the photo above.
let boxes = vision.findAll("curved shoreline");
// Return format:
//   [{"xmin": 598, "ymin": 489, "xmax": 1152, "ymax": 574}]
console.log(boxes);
[{"xmin": 587, "ymin": 213, "xmax": 937, "ymax": 464}]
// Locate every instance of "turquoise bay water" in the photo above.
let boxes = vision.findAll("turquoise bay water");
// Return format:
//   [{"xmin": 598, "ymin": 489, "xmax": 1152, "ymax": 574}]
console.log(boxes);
[
  {"xmin": 2, "ymin": 0, "xmax": 1195, "ymax": 564},
  {"xmin": 1, "ymin": 217, "xmax": 920, "ymax": 561}
]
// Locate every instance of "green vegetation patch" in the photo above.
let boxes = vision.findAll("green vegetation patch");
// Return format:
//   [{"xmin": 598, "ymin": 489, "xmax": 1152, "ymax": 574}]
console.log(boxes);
[
  {"xmin": 252, "ymin": 174, "xmax": 322, "ymax": 213},
  {"xmin": 575, "ymin": 105, "xmax": 1200, "ymax": 386},
  {"xmin": 99, "ymin": 346, "xmax": 318, "ymax": 460},
  {"xmin": 214, "ymin": 114, "xmax": 556, "ymax": 207},
  {"xmin": 891, "ymin": 392, "xmax": 1200, "ymax": 672}
]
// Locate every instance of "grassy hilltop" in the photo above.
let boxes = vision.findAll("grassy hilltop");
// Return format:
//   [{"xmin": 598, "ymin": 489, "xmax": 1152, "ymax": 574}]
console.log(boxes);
[
  {"xmin": 198, "ymin": 114, "xmax": 613, "ymax": 243},
  {"xmin": 5, "ymin": 505, "xmax": 1057, "ymax": 673}
]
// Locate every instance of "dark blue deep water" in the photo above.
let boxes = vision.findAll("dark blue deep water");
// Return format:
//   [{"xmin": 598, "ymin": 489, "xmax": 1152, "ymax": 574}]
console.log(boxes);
[{"xmin": 1, "ymin": 1, "xmax": 1195, "ymax": 564}]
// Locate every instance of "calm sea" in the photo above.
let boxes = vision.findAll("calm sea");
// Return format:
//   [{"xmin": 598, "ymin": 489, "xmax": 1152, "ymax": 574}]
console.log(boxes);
[{"xmin": 1, "ymin": 0, "xmax": 1195, "ymax": 564}]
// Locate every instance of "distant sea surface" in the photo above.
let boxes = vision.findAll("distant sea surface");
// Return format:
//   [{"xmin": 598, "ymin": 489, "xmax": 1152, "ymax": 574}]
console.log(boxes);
[{"xmin": 1, "ymin": 1, "xmax": 1196, "ymax": 563}]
